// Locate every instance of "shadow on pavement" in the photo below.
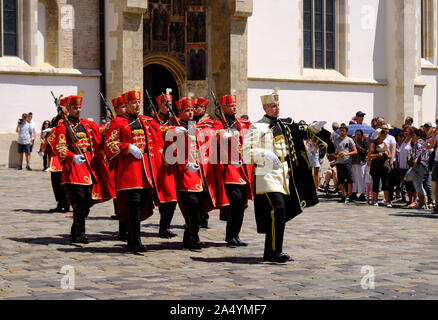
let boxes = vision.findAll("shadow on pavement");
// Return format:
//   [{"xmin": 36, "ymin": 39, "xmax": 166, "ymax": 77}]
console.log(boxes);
[
  {"xmin": 54, "ymin": 241, "xmax": 230, "ymax": 254},
  {"xmin": 389, "ymin": 213, "xmax": 438, "ymax": 219},
  {"xmin": 8, "ymin": 233, "xmax": 124, "ymax": 246},
  {"xmin": 190, "ymin": 256, "xmax": 264, "ymax": 264},
  {"xmin": 97, "ymin": 230, "xmax": 165, "ymax": 239},
  {"xmin": 57, "ymin": 245, "xmax": 127, "ymax": 254},
  {"xmin": 142, "ymin": 223, "xmax": 185, "ymax": 230},
  {"xmin": 8, "ymin": 234, "xmax": 71, "ymax": 245},
  {"xmin": 86, "ymin": 216, "xmax": 114, "ymax": 221},
  {"xmin": 56, "ymin": 242, "xmax": 182, "ymax": 253},
  {"xmin": 12, "ymin": 209, "xmax": 57, "ymax": 214}
]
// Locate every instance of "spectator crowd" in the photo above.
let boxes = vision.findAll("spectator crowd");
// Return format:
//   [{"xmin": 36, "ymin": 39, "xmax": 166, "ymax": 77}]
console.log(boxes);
[{"xmin": 309, "ymin": 111, "xmax": 438, "ymax": 214}]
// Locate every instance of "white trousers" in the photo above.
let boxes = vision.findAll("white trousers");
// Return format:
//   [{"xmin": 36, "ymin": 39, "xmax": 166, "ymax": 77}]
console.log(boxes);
[{"xmin": 352, "ymin": 163, "xmax": 366, "ymax": 194}]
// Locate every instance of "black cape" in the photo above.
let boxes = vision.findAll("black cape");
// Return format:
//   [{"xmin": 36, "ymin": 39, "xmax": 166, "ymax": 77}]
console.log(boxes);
[{"xmin": 254, "ymin": 118, "xmax": 335, "ymax": 234}]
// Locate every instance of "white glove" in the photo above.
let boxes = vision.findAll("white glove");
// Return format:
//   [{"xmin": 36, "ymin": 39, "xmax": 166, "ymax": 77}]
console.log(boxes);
[
  {"xmin": 165, "ymin": 126, "xmax": 187, "ymax": 140},
  {"xmin": 231, "ymin": 160, "xmax": 242, "ymax": 168},
  {"xmin": 105, "ymin": 121, "xmax": 111, "ymax": 129},
  {"xmin": 73, "ymin": 155, "xmax": 86, "ymax": 165},
  {"xmin": 222, "ymin": 131, "xmax": 233, "ymax": 139},
  {"xmin": 264, "ymin": 150, "xmax": 282, "ymax": 169},
  {"xmin": 175, "ymin": 127, "xmax": 188, "ymax": 134},
  {"xmin": 187, "ymin": 162, "xmax": 200, "ymax": 173},
  {"xmin": 129, "ymin": 144, "xmax": 143, "ymax": 160},
  {"xmin": 38, "ymin": 151, "xmax": 44, "ymax": 157},
  {"xmin": 309, "ymin": 121, "xmax": 327, "ymax": 133}
]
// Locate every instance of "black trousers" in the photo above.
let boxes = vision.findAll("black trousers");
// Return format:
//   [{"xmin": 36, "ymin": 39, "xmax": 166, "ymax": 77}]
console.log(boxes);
[
  {"xmin": 386, "ymin": 168, "xmax": 397, "ymax": 201},
  {"xmin": 177, "ymin": 191, "xmax": 203, "ymax": 244},
  {"xmin": 121, "ymin": 189, "xmax": 152, "ymax": 248},
  {"xmin": 263, "ymin": 192, "xmax": 287, "ymax": 258},
  {"xmin": 43, "ymin": 154, "xmax": 49, "ymax": 170},
  {"xmin": 224, "ymin": 184, "xmax": 246, "ymax": 241},
  {"xmin": 159, "ymin": 202, "xmax": 177, "ymax": 232},
  {"xmin": 65, "ymin": 184, "xmax": 92, "ymax": 239},
  {"xmin": 113, "ymin": 198, "xmax": 128, "ymax": 235},
  {"xmin": 51, "ymin": 172, "xmax": 68, "ymax": 207}
]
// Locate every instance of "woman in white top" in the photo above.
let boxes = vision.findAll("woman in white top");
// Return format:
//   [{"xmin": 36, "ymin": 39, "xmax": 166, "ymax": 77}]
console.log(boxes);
[{"xmin": 399, "ymin": 126, "xmax": 417, "ymax": 207}]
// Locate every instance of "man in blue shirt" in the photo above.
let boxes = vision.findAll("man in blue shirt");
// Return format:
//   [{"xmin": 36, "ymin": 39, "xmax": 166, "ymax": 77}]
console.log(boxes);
[{"xmin": 16, "ymin": 113, "xmax": 33, "ymax": 170}]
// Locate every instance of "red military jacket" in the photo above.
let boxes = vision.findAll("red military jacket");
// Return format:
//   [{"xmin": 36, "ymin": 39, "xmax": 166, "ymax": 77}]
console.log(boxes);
[
  {"xmin": 197, "ymin": 114, "xmax": 215, "ymax": 126},
  {"xmin": 212, "ymin": 117, "xmax": 253, "ymax": 186},
  {"xmin": 104, "ymin": 114, "xmax": 176, "ymax": 204},
  {"xmin": 41, "ymin": 128, "xmax": 63, "ymax": 172},
  {"xmin": 92, "ymin": 125, "xmax": 116, "ymax": 201},
  {"xmin": 196, "ymin": 121, "xmax": 229, "ymax": 211},
  {"xmin": 164, "ymin": 119, "xmax": 224, "ymax": 213},
  {"xmin": 212, "ymin": 117, "xmax": 254, "ymax": 219},
  {"xmin": 49, "ymin": 154, "xmax": 63, "ymax": 172},
  {"xmin": 48, "ymin": 117, "xmax": 103, "ymax": 201},
  {"xmin": 152, "ymin": 116, "xmax": 178, "ymax": 205}
]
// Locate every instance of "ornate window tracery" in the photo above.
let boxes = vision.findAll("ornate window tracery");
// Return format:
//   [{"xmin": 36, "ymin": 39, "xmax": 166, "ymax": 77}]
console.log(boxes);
[{"xmin": 144, "ymin": 0, "xmax": 207, "ymax": 80}]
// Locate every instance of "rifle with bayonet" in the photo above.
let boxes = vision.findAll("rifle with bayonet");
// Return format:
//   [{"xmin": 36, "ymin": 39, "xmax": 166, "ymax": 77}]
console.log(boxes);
[
  {"xmin": 99, "ymin": 91, "xmax": 116, "ymax": 120},
  {"xmin": 145, "ymin": 89, "xmax": 162, "ymax": 123},
  {"xmin": 161, "ymin": 92, "xmax": 180, "ymax": 126},
  {"xmin": 50, "ymin": 91, "xmax": 97, "ymax": 183},
  {"xmin": 209, "ymin": 89, "xmax": 231, "ymax": 132}
]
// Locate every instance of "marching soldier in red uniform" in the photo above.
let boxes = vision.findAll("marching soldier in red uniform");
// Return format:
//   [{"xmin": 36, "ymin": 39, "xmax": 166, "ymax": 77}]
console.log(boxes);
[
  {"xmin": 103, "ymin": 96, "xmax": 128, "ymax": 241},
  {"xmin": 105, "ymin": 90, "xmax": 174, "ymax": 253},
  {"xmin": 154, "ymin": 90, "xmax": 179, "ymax": 239},
  {"xmin": 193, "ymin": 96, "xmax": 214, "ymax": 126},
  {"xmin": 165, "ymin": 97, "xmax": 219, "ymax": 250},
  {"xmin": 48, "ymin": 94, "xmax": 103, "ymax": 244},
  {"xmin": 213, "ymin": 94, "xmax": 254, "ymax": 248},
  {"xmin": 192, "ymin": 96, "xmax": 214, "ymax": 228},
  {"xmin": 40, "ymin": 98, "xmax": 70, "ymax": 213}
]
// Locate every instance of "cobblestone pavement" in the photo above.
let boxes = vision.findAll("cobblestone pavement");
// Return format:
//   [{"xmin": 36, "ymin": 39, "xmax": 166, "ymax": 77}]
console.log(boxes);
[{"xmin": 1, "ymin": 167, "xmax": 438, "ymax": 300}]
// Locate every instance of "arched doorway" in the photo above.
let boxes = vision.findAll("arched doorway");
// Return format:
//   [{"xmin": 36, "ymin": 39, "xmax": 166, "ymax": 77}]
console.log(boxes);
[{"xmin": 143, "ymin": 64, "xmax": 179, "ymax": 114}]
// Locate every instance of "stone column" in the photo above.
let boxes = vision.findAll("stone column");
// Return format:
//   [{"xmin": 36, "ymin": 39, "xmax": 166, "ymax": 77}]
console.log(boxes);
[
  {"xmin": 385, "ymin": 0, "xmax": 422, "ymax": 126},
  {"xmin": 105, "ymin": 0, "xmax": 147, "ymax": 106},
  {"xmin": 209, "ymin": 0, "xmax": 252, "ymax": 116},
  {"xmin": 23, "ymin": 0, "xmax": 38, "ymax": 66},
  {"xmin": 56, "ymin": 0, "xmax": 74, "ymax": 69},
  {"xmin": 230, "ymin": 0, "xmax": 252, "ymax": 116}
]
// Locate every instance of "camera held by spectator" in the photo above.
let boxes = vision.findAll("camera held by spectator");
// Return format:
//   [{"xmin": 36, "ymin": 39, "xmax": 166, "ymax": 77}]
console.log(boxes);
[{"xmin": 18, "ymin": 113, "xmax": 27, "ymax": 125}]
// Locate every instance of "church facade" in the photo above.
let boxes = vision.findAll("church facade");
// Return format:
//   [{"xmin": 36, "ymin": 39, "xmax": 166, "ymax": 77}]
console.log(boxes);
[
  {"xmin": 249, "ymin": 0, "xmax": 438, "ymax": 127},
  {"xmin": 0, "ymin": 0, "xmax": 437, "ymax": 134}
]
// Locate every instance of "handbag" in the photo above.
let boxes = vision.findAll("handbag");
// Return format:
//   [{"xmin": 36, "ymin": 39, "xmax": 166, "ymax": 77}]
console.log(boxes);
[{"xmin": 404, "ymin": 168, "xmax": 416, "ymax": 182}]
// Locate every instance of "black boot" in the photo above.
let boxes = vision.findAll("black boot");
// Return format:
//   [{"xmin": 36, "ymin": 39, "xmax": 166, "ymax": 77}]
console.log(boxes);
[
  {"xmin": 70, "ymin": 222, "xmax": 88, "ymax": 244},
  {"xmin": 182, "ymin": 228, "xmax": 202, "ymax": 251},
  {"xmin": 263, "ymin": 252, "xmax": 292, "ymax": 263},
  {"xmin": 159, "ymin": 204, "xmax": 177, "ymax": 238},
  {"xmin": 199, "ymin": 212, "xmax": 209, "ymax": 229},
  {"xmin": 234, "ymin": 237, "xmax": 248, "ymax": 247},
  {"xmin": 226, "ymin": 238, "xmax": 239, "ymax": 248},
  {"xmin": 49, "ymin": 203, "xmax": 64, "ymax": 213},
  {"xmin": 117, "ymin": 222, "xmax": 128, "ymax": 241}
]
